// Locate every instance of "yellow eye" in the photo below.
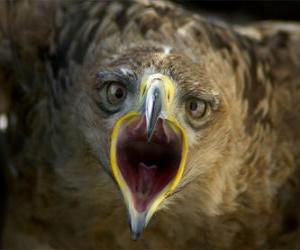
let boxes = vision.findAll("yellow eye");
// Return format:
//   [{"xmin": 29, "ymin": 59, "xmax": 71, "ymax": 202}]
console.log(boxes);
[
  {"xmin": 107, "ymin": 82, "xmax": 127, "ymax": 105},
  {"xmin": 185, "ymin": 98, "xmax": 207, "ymax": 119}
]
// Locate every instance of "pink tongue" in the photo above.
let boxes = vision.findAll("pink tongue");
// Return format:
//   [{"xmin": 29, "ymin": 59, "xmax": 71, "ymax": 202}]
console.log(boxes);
[{"xmin": 134, "ymin": 162, "xmax": 158, "ymax": 212}]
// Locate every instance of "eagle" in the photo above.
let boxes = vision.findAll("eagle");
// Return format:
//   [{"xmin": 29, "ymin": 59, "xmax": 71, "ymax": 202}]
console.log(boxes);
[{"xmin": 1, "ymin": 0, "xmax": 300, "ymax": 249}]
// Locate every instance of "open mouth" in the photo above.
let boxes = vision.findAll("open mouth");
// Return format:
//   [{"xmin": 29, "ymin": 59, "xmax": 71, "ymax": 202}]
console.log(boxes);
[{"xmin": 116, "ymin": 115, "xmax": 182, "ymax": 212}]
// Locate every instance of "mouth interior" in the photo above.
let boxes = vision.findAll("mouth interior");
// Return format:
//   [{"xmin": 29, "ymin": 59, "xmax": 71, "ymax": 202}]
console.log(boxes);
[{"xmin": 116, "ymin": 116, "xmax": 182, "ymax": 212}]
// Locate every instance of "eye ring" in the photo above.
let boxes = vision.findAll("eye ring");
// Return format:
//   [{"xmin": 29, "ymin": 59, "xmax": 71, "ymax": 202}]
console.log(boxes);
[
  {"xmin": 106, "ymin": 82, "xmax": 127, "ymax": 105},
  {"xmin": 185, "ymin": 98, "xmax": 208, "ymax": 119},
  {"xmin": 97, "ymin": 80, "xmax": 128, "ymax": 114}
]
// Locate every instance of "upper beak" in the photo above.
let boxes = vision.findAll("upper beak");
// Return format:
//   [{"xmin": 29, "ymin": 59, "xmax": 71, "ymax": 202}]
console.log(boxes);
[{"xmin": 144, "ymin": 78, "xmax": 164, "ymax": 141}]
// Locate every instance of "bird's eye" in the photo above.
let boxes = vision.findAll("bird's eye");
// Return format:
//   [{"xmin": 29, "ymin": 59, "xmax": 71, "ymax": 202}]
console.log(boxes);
[
  {"xmin": 185, "ymin": 98, "xmax": 207, "ymax": 119},
  {"xmin": 106, "ymin": 82, "xmax": 127, "ymax": 105},
  {"xmin": 97, "ymin": 81, "xmax": 128, "ymax": 113}
]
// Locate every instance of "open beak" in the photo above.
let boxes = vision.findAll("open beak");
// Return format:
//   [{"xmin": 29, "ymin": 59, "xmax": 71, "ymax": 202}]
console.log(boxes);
[{"xmin": 110, "ymin": 74, "xmax": 188, "ymax": 239}]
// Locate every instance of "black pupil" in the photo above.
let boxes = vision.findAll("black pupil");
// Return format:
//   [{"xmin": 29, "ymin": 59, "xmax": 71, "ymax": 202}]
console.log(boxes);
[
  {"xmin": 115, "ymin": 87, "xmax": 124, "ymax": 99},
  {"xmin": 190, "ymin": 101, "xmax": 198, "ymax": 111}
]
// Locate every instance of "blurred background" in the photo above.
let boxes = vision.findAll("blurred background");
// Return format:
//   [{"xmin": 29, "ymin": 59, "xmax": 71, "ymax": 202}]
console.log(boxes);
[
  {"xmin": 1, "ymin": 0, "xmax": 300, "ymax": 245},
  {"xmin": 174, "ymin": 1, "xmax": 300, "ymax": 23}
]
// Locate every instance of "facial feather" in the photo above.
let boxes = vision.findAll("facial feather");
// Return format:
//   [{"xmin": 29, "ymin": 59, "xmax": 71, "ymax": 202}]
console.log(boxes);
[{"xmin": 1, "ymin": 0, "xmax": 300, "ymax": 249}]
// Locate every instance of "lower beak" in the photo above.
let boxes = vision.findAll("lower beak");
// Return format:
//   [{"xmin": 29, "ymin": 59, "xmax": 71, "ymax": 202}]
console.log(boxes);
[{"xmin": 128, "ymin": 205, "xmax": 147, "ymax": 240}]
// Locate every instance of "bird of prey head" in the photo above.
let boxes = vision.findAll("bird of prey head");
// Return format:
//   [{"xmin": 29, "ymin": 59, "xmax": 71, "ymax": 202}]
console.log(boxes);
[
  {"xmin": 10, "ymin": 2, "xmax": 237, "ymax": 241},
  {"xmin": 2, "ymin": 0, "xmax": 300, "ymax": 248},
  {"xmin": 75, "ymin": 45, "xmax": 224, "ymax": 239},
  {"xmin": 1, "ymin": 0, "xmax": 230, "ymax": 242}
]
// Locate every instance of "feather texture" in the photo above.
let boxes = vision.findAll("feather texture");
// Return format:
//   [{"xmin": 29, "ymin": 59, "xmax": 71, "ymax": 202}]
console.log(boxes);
[{"xmin": 1, "ymin": 1, "xmax": 300, "ymax": 249}]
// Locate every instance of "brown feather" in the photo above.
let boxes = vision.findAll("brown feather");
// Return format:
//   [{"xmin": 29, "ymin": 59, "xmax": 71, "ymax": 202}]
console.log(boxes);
[{"xmin": 1, "ymin": 1, "xmax": 300, "ymax": 249}]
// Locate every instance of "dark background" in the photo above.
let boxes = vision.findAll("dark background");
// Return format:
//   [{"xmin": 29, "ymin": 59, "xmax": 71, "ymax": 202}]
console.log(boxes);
[
  {"xmin": 1, "ymin": 0, "xmax": 300, "ymax": 246},
  {"xmin": 174, "ymin": 1, "xmax": 300, "ymax": 23},
  {"xmin": 0, "ymin": 132, "xmax": 7, "ymax": 245}
]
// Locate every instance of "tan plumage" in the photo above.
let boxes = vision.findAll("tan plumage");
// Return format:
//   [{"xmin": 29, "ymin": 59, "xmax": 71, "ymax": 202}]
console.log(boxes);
[{"xmin": 1, "ymin": 0, "xmax": 300, "ymax": 249}]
